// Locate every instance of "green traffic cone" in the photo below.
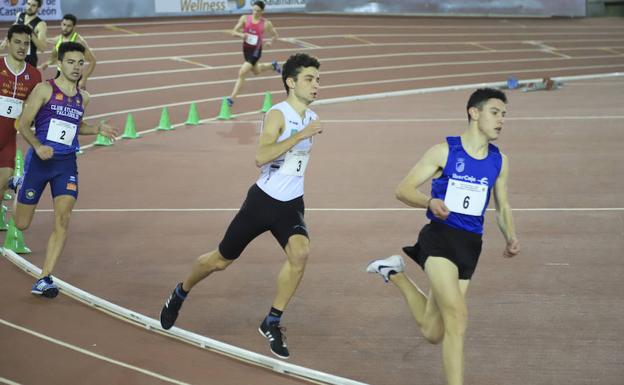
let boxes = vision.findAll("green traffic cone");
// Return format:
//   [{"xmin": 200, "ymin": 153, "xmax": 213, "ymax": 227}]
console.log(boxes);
[
  {"xmin": 261, "ymin": 91, "xmax": 273, "ymax": 113},
  {"xmin": 185, "ymin": 103, "xmax": 201, "ymax": 125},
  {"xmin": 0, "ymin": 205, "xmax": 9, "ymax": 231},
  {"xmin": 3, "ymin": 217, "xmax": 30, "ymax": 254},
  {"xmin": 156, "ymin": 107, "xmax": 173, "ymax": 130},
  {"xmin": 217, "ymin": 97, "xmax": 233, "ymax": 120},
  {"xmin": 122, "ymin": 113, "xmax": 140, "ymax": 139},
  {"xmin": 93, "ymin": 133, "xmax": 113, "ymax": 146}
]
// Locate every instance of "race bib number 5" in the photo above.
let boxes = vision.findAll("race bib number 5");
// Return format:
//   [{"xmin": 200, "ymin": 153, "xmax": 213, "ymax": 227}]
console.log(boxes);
[
  {"xmin": 46, "ymin": 118, "xmax": 77, "ymax": 146},
  {"xmin": 444, "ymin": 179, "xmax": 488, "ymax": 216},
  {"xmin": 0, "ymin": 96, "xmax": 23, "ymax": 119},
  {"xmin": 279, "ymin": 150, "xmax": 310, "ymax": 176}
]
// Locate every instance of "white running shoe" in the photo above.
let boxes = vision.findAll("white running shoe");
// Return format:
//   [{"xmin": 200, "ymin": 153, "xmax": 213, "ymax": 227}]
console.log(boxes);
[{"xmin": 366, "ymin": 255, "xmax": 405, "ymax": 282}]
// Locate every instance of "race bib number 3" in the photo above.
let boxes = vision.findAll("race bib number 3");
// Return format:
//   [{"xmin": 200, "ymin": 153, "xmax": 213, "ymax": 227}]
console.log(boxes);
[
  {"xmin": 0, "ymin": 96, "xmax": 23, "ymax": 119},
  {"xmin": 245, "ymin": 34, "xmax": 259, "ymax": 45},
  {"xmin": 444, "ymin": 179, "xmax": 488, "ymax": 216},
  {"xmin": 46, "ymin": 118, "xmax": 77, "ymax": 146},
  {"xmin": 279, "ymin": 150, "xmax": 310, "ymax": 176}
]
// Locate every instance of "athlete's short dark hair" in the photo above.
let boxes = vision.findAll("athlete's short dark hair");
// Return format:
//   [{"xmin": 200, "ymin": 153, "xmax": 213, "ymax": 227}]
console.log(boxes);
[
  {"xmin": 7, "ymin": 24, "xmax": 32, "ymax": 40},
  {"xmin": 253, "ymin": 1, "xmax": 265, "ymax": 10},
  {"xmin": 466, "ymin": 88, "xmax": 507, "ymax": 122},
  {"xmin": 58, "ymin": 41, "xmax": 85, "ymax": 61},
  {"xmin": 31, "ymin": 0, "xmax": 43, "ymax": 8},
  {"xmin": 63, "ymin": 14, "xmax": 78, "ymax": 25},
  {"xmin": 281, "ymin": 53, "xmax": 321, "ymax": 94}
]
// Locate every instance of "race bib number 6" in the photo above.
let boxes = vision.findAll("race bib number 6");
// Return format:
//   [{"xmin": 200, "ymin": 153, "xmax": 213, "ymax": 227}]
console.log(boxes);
[
  {"xmin": 46, "ymin": 118, "xmax": 77, "ymax": 146},
  {"xmin": 0, "ymin": 96, "xmax": 23, "ymax": 119},
  {"xmin": 279, "ymin": 150, "xmax": 310, "ymax": 176},
  {"xmin": 444, "ymin": 179, "xmax": 488, "ymax": 216}
]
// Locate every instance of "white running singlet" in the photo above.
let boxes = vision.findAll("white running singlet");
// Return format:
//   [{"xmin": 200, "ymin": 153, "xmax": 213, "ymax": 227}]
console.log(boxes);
[{"xmin": 256, "ymin": 101, "xmax": 317, "ymax": 201}]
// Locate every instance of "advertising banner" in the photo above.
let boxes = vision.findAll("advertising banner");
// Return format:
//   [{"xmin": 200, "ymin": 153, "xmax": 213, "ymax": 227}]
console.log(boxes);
[
  {"xmin": 154, "ymin": 0, "xmax": 305, "ymax": 15},
  {"xmin": 1, "ymin": 0, "xmax": 63, "ymax": 22}
]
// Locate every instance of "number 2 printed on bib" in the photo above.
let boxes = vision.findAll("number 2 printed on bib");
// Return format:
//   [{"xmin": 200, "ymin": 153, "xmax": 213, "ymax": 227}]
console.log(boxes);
[
  {"xmin": 46, "ymin": 118, "xmax": 77, "ymax": 146},
  {"xmin": 444, "ymin": 179, "xmax": 488, "ymax": 216}
]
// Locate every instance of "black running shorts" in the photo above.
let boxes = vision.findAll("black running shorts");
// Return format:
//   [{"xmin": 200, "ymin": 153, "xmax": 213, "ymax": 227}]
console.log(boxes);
[
  {"xmin": 243, "ymin": 45, "xmax": 262, "ymax": 65},
  {"xmin": 402, "ymin": 221, "xmax": 482, "ymax": 280},
  {"xmin": 218, "ymin": 184, "xmax": 308, "ymax": 260}
]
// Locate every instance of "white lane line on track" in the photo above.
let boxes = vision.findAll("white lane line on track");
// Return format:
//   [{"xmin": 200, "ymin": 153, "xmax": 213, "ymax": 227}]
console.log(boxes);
[
  {"xmin": 0, "ymin": 377, "xmax": 22, "ymax": 385},
  {"xmin": 89, "ymin": 54, "xmax": 624, "ymax": 98},
  {"xmin": 0, "ymin": 318, "xmax": 192, "ymax": 385},
  {"xmin": 59, "ymin": 24, "xmax": 624, "ymax": 39}
]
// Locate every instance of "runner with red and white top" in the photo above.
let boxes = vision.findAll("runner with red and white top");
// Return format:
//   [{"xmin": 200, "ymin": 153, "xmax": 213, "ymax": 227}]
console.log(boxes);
[
  {"xmin": 0, "ymin": 24, "xmax": 41, "ymax": 198},
  {"xmin": 227, "ymin": 0, "xmax": 280, "ymax": 108}
]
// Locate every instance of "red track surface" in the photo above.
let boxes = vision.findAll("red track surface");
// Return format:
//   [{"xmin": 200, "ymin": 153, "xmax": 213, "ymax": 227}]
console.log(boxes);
[{"xmin": 1, "ymin": 15, "xmax": 624, "ymax": 385}]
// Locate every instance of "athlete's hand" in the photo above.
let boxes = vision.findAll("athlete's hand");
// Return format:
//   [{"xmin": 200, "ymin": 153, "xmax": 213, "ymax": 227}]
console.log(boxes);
[
  {"xmin": 40, "ymin": 62, "xmax": 49, "ymax": 71},
  {"xmin": 428, "ymin": 198, "xmax": 450, "ymax": 220},
  {"xmin": 97, "ymin": 119, "xmax": 120, "ymax": 139},
  {"xmin": 35, "ymin": 145, "xmax": 54, "ymax": 160},
  {"xmin": 299, "ymin": 120, "xmax": 323, "ymax": 140},
  {"xmin": 503, "ymin": 238, "xmax": 520, "ymax": 258}
]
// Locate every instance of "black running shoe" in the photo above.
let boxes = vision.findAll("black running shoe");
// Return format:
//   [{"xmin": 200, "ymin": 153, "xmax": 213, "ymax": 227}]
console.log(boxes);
[
  {"xmin": 258, "ymin": 319, "xmax": 289, "ymax": 359},
  {"xmin": 160, "ymin": 283, "xmax": 185, "ymax": 330}
]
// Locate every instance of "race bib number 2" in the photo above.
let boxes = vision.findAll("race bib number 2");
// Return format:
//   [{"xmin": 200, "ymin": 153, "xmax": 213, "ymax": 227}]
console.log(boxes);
[
  {"xmin": 279, "ymin": 150, "xmax": 310, "ymax": 176},
  {"xmin": 444, "ymin": 179, "xmax": 488, "ymax": 216},
  {"xmin": 0, "ymin": 96, "xmax": 23, "ymax": 119},
  {"xmin": 46, "ymin": 118, "xmax": 77, "ymax": 146}
]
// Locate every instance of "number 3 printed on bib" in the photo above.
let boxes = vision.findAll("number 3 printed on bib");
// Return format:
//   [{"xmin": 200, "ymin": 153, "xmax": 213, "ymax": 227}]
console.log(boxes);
[
  {"xmin": 444, "ymin": 179, "xmax": 488, "ymax": 216},
  {"xmin": 279, "ymin": 149, "xmax": 310, "ymax": 176},
  {"xmin": 46, "ymin": 118, "xmax": 77, "ymax": 146}
]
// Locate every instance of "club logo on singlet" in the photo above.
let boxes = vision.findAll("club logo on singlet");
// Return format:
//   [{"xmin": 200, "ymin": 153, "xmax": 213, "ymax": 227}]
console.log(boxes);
[{"xmin": 455, "ymin": 158, "xmax": 465, "ymax": 173}]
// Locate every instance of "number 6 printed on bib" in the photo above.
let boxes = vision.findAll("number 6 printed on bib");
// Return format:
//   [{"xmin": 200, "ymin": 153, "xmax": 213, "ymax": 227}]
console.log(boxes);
[{"xmin": 444, "ymin": 179, "xmax": 488, "ymax": 216}]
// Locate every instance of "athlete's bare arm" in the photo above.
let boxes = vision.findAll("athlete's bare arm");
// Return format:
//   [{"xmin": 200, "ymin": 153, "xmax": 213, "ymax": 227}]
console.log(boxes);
[
  {"xmin": 264, "ymin": 20, "xmax": 279, "ymax": 46},
  {"xmin": 255, "ymin": 109, "xmax": 322, "ymax": 167},
  {"xmin": 230, "ymin": 15, "xmax": 246, "ymax": 38},
  {"xmin": 40, "ymin": 35, "xmax": 59, "ymax": 71},
  {"xmin": 492, "ymin": 153, "xmax": 520, "ymax": 257},
  {"xmin": 17, "ymin": 82, "xmax": 53, "ymax": 159},
  {"xmin": 78, "ymin": 91, "xmax": 118, "ymax": 138},
  {"xmin": 78, "ymin": 36, "xmax": 97, "ymax": 88},
  {"xmin": 395, "ymin": 142, "xmax": 450, "ymax": 220},
  {"xmin": 31, "ymin": 21, "xmax": 48, "ymax": 51}
]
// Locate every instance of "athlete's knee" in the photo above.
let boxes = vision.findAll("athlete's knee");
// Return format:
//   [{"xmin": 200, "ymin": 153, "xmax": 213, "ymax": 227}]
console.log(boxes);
[
  {"xmin": 422, "ymin": 322, "xmax": 444, "ymax": 345},
  {"xmin": 442, "ymin": 304, "xmax": 468, "ymax": 336},
  {"xmin": 251, "ymin": 66, "xmax": 261, "ymax": 75},
  {"xmin": 54, "ymin": 210, "xmax": 72, "ymax": 230},
  {"xmin": 286, "ymin": 242, "xmax": 309, "ymax": 272},
  {"xmin": 196, "ymin": 251, "xmax": 232, "ymax": 272},
  {"xmin": 14, "ymin": 216, "xmax": 31, "ymax": 231}
]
